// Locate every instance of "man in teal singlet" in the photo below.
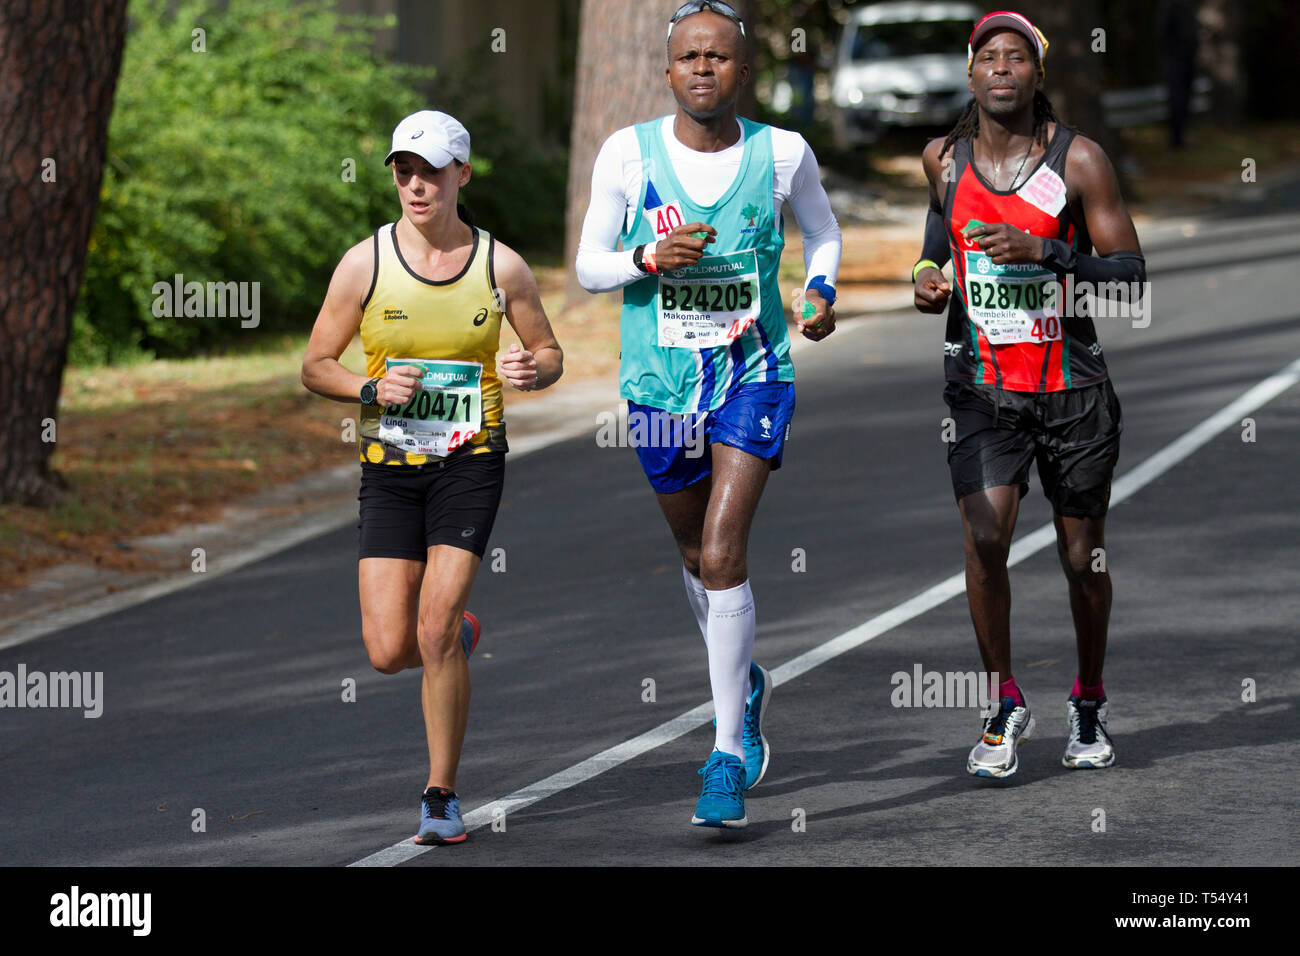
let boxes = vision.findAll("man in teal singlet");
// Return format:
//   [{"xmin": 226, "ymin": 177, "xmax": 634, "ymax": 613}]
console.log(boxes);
[{"xmin": 575, "ymin": 1, "xmax": 842, "ymax": 829}]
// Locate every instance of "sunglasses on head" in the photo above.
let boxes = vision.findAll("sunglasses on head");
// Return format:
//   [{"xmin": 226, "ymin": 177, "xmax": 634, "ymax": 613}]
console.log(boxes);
[{"xmin": 667, "ymin": 0, "xmax": 746, "ymax": 40}]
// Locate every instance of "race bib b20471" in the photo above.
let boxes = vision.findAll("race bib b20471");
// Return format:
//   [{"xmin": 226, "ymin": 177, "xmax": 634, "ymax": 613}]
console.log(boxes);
[{"xmin": 377, "ymin": 358, "xmax": 482, "ymax": 458}]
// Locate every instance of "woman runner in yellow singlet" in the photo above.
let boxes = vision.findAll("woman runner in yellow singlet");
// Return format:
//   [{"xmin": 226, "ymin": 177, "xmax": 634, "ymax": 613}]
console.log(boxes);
[{"xmin": 302, "ymin": 110, "xmax": 563, "ymax": 844}]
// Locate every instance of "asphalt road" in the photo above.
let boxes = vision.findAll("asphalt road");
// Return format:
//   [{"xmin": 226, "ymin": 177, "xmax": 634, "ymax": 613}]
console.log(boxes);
[{"xmin": 2, "ymin": 206, "xmax": 1298, "ymax": 868}]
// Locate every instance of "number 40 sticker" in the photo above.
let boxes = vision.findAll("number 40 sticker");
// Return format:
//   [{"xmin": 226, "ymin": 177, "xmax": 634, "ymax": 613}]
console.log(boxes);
[{"xmin": 644, "ymin": 201, "xmax": 684, "ymax": 239}]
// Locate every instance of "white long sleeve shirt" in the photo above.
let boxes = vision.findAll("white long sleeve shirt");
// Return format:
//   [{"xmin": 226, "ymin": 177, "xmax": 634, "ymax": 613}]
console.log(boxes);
[{"xmin": 575, "ymin": 116, "xmax": 842, "ymax": 295}]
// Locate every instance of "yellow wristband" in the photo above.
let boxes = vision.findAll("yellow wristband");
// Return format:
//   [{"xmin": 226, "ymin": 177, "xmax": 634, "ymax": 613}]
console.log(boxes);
[{"xmin": 912, "ymin": 259, "xmax": 940, "ymax": 283}]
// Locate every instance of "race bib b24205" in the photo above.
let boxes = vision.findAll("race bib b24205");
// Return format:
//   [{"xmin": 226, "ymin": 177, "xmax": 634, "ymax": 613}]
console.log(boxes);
[{"xmin": 656, "ymin": 249, "xmax": 761, "ymax": 349}]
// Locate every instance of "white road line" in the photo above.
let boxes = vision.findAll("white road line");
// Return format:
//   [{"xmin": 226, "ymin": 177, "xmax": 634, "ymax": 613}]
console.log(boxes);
[{"xmin": 349, "ymin": 352, "xmax": 1300, "ymax": 866}]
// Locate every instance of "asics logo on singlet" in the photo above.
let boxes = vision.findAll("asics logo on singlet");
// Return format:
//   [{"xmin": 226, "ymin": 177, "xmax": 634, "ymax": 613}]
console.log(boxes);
[
  {"xmin": 461, "ymin": 527, "xmax": 476, "ymax": 538},
  {"xmin": 473, "ymin": 308, "xmax": 488, "ymax": 326},
  {"xmin": 383, "ymin": 308, "xmax": 409, "ymax": 322}
]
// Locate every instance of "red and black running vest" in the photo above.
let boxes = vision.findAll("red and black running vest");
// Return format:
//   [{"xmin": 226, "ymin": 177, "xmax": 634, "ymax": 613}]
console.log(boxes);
[{"xmin": 943, "ymin": 125, "xmax": 1107, "ymax": 393}]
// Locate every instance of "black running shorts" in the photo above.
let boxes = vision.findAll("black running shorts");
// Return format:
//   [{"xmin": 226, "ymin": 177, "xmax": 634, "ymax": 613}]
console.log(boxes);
[
  {"xmin": 943, "ymin": 379, "xmax": 1122, "ymax": 519},
  {"xmin": 357, "ymin": 450, "xmax": 505, "ymax": 560}
]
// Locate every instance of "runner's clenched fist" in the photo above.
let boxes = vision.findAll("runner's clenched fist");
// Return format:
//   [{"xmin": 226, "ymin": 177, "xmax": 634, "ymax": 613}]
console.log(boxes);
[
  {"xmin": 914, "ymin": 265, "xmax": 952, "ymax": 314},
  {"xmin": 654, "ymin": 222, "xmax": 716, "ymax": 271}
]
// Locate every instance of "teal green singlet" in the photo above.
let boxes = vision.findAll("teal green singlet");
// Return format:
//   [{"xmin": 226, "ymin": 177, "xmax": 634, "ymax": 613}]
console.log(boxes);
[{"xmin": 618, "ymin": 117, "xmax": 793, "ymax": 415}]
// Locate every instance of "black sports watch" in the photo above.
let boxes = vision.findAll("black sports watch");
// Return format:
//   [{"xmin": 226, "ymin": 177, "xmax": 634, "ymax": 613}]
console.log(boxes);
[
  {"xmin": 359, "ymin": 378, "xmax": 381, "ymax": 405},
  {"xmin": 632, "ymin": 243, "xmax": 649, "ymax": 274}
]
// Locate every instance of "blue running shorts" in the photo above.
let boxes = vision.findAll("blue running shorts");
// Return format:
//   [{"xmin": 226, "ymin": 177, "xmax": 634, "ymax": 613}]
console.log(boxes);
[{"xmin": 629, "ymin": 381, "xmax": 795, "ymax": 494}]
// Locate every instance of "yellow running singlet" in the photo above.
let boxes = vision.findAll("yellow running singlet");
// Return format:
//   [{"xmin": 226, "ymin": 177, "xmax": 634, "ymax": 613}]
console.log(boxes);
[{"xmin": 358, "ymin": 223, "xmax": 507, "ymax": 465}]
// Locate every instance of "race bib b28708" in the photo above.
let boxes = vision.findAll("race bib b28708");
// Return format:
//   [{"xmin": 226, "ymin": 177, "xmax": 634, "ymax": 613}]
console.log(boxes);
[{"xmin": 963, "ymin": 250, "xmax": 1062, "ymax": 345}]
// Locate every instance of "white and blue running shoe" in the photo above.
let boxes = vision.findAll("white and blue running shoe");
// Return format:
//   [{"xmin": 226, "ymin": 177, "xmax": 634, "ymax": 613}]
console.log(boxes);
[
  {"xmin": 1063, "ymin": 696, "xmax": 1115, "ymax": 768},
  {"xmin": 967, "ymin": 695, "xmax": 1035, "ymax": 778}
]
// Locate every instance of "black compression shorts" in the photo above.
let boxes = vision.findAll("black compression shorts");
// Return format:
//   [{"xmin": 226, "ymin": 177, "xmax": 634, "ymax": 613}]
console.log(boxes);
[
  {"xmin": 943, "ymin": 379, "xmax": 1122, "ymax": 519},
  {"xmin": 357, "ymin": 451, "xmax": 505, "ymax": 560}
]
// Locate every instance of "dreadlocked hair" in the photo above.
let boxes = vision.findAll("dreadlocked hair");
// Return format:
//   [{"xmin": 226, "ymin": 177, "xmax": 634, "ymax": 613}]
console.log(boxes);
[{"xmin": 940, "ymin": 47, "xmax": 1069, "ymax": 160}]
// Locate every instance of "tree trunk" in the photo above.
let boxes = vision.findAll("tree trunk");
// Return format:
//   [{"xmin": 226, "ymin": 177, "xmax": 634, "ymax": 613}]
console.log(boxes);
[
  {"xmin": 563, "ymin": 0, "xmax": 678, "ymax": 302},
  {"xmin": 0, "ymin": 0, "xmax": 129, "ymax": 505}
]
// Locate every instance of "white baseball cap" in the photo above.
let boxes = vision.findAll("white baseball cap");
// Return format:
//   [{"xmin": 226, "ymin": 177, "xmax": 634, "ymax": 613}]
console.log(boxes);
[{"xmin": 384, "ymin": 110, "xmax": 471, "ymax": 168}]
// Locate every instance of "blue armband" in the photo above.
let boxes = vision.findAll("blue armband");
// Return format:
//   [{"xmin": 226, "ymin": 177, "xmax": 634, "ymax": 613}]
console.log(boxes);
[{"xmin": 805, "ymin": 275, "xmax": 836, "ymax": 307}]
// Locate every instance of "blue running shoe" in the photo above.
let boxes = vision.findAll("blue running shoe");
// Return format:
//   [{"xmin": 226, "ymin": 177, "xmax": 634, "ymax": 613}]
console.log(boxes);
[
  {"xmin": 691, "ymin": 750, "xmax": 747, "ymax": 828},
  {"xmin": 743, "ymin": 662, "xmax": 771, "ymax": 790},
  {"xmin": 460, "ymin": 611, "xmax": 480, "ymax": 658},
  {"xmin": 414, "ymin": 786, "xmax": 466, "ymax": 845}
]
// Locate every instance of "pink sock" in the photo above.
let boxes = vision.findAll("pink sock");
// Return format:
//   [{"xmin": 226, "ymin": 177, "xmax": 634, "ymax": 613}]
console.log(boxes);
[
  {"xmin": 1072, "ymin": 677, "xmax": 1105, "ymax": 700},
  {"xmin": 997, "ymin": 676, "xmax": 1023, "ymax": 706}
]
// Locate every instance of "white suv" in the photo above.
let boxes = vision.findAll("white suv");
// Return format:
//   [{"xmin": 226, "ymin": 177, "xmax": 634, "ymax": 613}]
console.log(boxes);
[{"xmin": 831, "ymin": 1, "xmax": 980, "ymax": 147}]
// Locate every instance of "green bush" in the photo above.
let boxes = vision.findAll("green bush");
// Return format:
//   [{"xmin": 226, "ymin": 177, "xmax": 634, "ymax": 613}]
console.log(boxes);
[{"xmin": 74, "ymin": 0, "xmax": 431, "ymax": 363}]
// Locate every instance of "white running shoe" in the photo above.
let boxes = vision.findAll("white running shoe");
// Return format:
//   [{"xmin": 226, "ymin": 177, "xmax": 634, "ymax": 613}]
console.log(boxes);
[
  {"xmin": 967, "ymin": 696, "xmax": 1035, "ymax": 778},
  {"xmin": 1062, "ymin": 696, "xmax": 1115, "ymax": 769}
]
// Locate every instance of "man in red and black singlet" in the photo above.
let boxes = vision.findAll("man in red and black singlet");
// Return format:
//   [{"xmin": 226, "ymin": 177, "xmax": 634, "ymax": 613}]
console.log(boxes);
[
  {"xmin": 912, "ymin": 11, "xmax": 1147, "ymax": 779},
  {"xmin": 943, "ymin": 122, "xmax": 1107, "ymax": 393}
]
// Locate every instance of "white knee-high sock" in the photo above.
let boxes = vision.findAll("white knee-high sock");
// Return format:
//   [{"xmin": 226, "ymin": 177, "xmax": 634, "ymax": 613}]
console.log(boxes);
[
  {"xmin": 707, "ymin": 580, "xmax": 755, "ymax": 759},
  {"xmin": 682, "ymin": 565, "xmax": 710, "ymax": 643}
]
